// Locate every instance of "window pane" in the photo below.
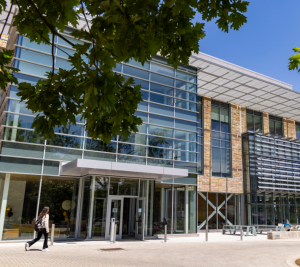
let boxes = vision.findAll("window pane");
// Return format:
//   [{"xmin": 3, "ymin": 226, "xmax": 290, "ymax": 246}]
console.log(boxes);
[
  {"xmin": 12, "ymin": 73, "xmax": 43, "ymax": 85},
  {"xmin": 85, "ymin": 139, "xmax": 116, "ymax": 152},
  {"xmin": 211, "ymin": 107, "xmax": 220, "ymax": 121},
  {"xmin": 43, "ymin": 161, "xmax": 59, "ymax": 175},
  {"xmin": 135, "ymin": 111, "xmax": 148, "ymax": 122},
  {"xmin": 150, "ymin": 83, "xmax": 173, "ymax": 96},
  {"xmin": 148, "ymin": 125, "xmax": 173, "ymax": 138},
  {"xmin": 47, "ymin": 135, "xmax": 83, "ymax": 149},
  {"xmin": 149, "ymin": 103, "xmax": 173, "ymax": 117},
  {"xmin": 269, "ymin": 120, "xmax": 275, "ymax": 134},
  {"xmin": 211, "ymin": 121, "xmax": 220, "ymax": 131},
  {"xmin": 175, "ymin": 109, "xmax": 197, "ymax": 122},
  {"xmin": 212, "ymin": 147, "xmax": 221, "ymax": 177},
  {"xmin": 151, "ymin": 63, "xmax": 174, "ymax": 77},
  {"xmin": 175, "ymin": 80, "xmax": 196, "ymax": 92},
  {"xmin": 8, "ymin": 99, "xmax": 38, "ymax": 115},
  {"xmin": 174, "ymin": 150, "xmax": 196, "ymax": 162},
  {"xmin": 0, "ymin": 157, "xmax": 42, "ymax": 174},
  {"xmin": 175, "ymin": 130, "xmax": 196, "ymax": 141},
  {"xmin": 55, "ymin": 58, "xmax": 73, "ymax": 70},
  {"xmin": 149, "ymin": 114, "xmax": 173, "ymax": 127},
  {"xmin": 175, "ymin": 119, "xmax": 197, "ymax": 131},
  {"xmin": 3, "ymin": 127, "xmax": 44, "ymax": 144},
  {"xmin": 175, "ymin": 90, "xmax": 197, "ymax": 102},
  {"xmin": 45, "ymin": 147, "xmax": 82, "ymax": 161},
  {"xmin": 0, "ymin": 173, "xmax": 40, "ymax": 240},
  {"xmin": 220, "ymin": 109, "xmax": 229, "ymax": 123},
  {"xmin": 57, "ymin": 36, "xmax": 84, "ymax": 47},
  {"xmin": 247, "ymin": 114, "xmax": 254, "ymax": 131},
  {"xmin": 15, "ymin": 47, "xmax": 52, "ymax": 66},
  {"xmin": 151, "ymin": 73, "xmax": 174, "ymax": 87},
  {"xmin": 118, "ymin": 143, "xmax": 146, "ymax": 156},
  {"xmin": 221, "ymin": 122, "xmax": 230, "ymax": 133},
  {"xmin": 175, "ymin": 99, "xmax": 197, "ymax": 111},
  {"xmin": 148, "ymin": 147, "xmax": 173, "ymax": 159},
  {"xmin": 174, "ymin": 140, "xmax": 196, "ymax": 152},
  {"xmin": 6, "ymin": 113, "xmax": 35, "ymax": 129},
  {"xmin": 150, "ymin": 93, "xmax": 173, "ymax": 106},
  {"xmin": 176, "ymin": 71, "xmax": 196, "ymax": 83},
  {"xmin": 1, "ymin": 142, "xmax": 44, "ymax": 158},
  {"xmin": 54, "ymin": 124, "xmax": 84, "ymax": 136},
  {"xmin": 148, "ymin": 136, "xmax": 173, "ymax": 149},
  {"xmin": 123, "ymin": 65, "xmax": 149, "ymax": 80},
  {"xmin": 119, "ymin": 133, "xmax": 146, "ymax": 145},
  {"xmin": 123, "ymin": 75, "xmax": 149, "ymax": 90},
  {"xmin": 14, "ymin": 60, "xmax": 52, "ymax": 78},
  {"xmin": 83, "ymin": 151, "xmax": 116, "ymax": 162},
  {"xmin": 18, "ymin": 35, "xmax": 52, "ymax": 53},
  {"xmin": 137, "ymin": 101, "xmax": 148, "ymax": 111},
  {"xmin": 275, "ymin": 121, "xmax": 282, "ymax": 136},
  {"xmin": 39, "ymin": 177, "xmax": 79, "ymax": 239},
  {"xmin": 254, "ymin": 116, "xmax": 262, "ymax": 132}
]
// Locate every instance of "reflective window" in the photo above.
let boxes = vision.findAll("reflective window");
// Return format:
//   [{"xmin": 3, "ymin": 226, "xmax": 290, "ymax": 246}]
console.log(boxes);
[
  {"xmin": 269, "ymin": 115, "xmax": 283, "ymax": 136},
  {"xmin": 211, "ymin": 100, "xmax": 231, "ymax": 178},
  {"xmin": 150, "ymin": 82, "xmax": 173, "ymax": 96},
  {"xmin": 123, "ymin": 65, "xmax": 149, "ymax": 80},
  {"xmin": 246, "ymin": 109, "xmax": 262, "ymax": 132},
  {"xmin": 15, "ymin": 47, "xmax": 52, "ymax": 66},
  {"xmin": 151, "ymin": 63, "xmax": 174, "ymax": 77},
  {"xmin": 296, "ymin": 122, "xmax": 300, "ymax": 139}
]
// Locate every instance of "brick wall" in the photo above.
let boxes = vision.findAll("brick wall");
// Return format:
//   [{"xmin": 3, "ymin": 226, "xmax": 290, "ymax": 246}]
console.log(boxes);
[
  {"xmin": 263, "ymin": 112, "xmax": 269, "ymax": 133},
  {"xmin": 284, "ymin": 118, "xmax": 296, "ymax": 139},
  {"xmin": 197, "ymin": 99, "xmax": 244, "ymax": 194}
]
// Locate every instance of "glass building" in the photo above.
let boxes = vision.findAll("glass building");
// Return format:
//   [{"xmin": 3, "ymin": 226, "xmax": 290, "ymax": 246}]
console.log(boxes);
[{"xmin": 1, "ymin": 15, "xmax": 300, "ymax": 241}]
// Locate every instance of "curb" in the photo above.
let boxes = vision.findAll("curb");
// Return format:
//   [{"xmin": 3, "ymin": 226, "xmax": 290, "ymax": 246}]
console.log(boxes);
[{"xmin": 286, "ymin": 256, "xmax": 300, "ymax": 267}]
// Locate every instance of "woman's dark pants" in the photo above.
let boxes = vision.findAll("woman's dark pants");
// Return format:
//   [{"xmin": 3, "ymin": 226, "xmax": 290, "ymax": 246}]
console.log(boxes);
[{"xmin": 27, "ymin": 229, "xmax": 48, "ymax": 249}]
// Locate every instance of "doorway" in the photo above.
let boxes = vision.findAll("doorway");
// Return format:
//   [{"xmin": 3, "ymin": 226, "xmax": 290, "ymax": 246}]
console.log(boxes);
[{"xmin": 105, "ymin": 196, "xmax": 145, "ymax": 240}]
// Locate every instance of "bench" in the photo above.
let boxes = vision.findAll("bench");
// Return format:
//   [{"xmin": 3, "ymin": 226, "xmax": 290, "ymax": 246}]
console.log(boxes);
[
  {"xmin": 254, "ymin": 225, "xmax": 284, "ymax": 234},
  {"xmin": 222, "ymin": 225, "xmax": 257, "ymax": 236}
]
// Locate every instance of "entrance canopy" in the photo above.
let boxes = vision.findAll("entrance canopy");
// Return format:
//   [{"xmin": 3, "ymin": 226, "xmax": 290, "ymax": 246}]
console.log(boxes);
[{"xmin": 60, "ymin": 159, "xmax": 188, "ymax": 181}]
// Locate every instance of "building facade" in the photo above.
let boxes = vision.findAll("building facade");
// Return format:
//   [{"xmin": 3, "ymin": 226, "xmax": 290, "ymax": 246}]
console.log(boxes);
[{"xmin": 1, "ymin": 16, "xmax": 300, "ymax": 241}]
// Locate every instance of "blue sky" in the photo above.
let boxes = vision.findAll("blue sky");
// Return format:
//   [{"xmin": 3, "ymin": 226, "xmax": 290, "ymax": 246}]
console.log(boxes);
[{"xmin": 193, "ymin": 0, "xmax": 300, "ymax": 92}]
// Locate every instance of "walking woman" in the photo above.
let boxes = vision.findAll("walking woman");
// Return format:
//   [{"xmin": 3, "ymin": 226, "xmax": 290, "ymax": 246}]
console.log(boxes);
[{"xmin": 25, "ymin": 206, "xmax": 50, "ymax": 252}]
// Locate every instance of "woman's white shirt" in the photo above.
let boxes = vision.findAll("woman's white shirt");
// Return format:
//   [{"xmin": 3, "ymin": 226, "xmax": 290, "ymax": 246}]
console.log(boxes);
[{"xmin": 42, "ymin": 214, "xmax": 49, "ymax": 233}]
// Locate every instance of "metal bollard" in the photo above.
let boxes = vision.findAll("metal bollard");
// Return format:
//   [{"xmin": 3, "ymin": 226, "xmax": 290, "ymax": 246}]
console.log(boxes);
[
  {"xmin": 240, "ymin": 226, "xmax": 243, "ymax": 241},
  {"xmin": 164, "ymin": 224, "xmax": 167, "ymax": 243},
  {"xmin": 50, "ymin": 224, "xmax": 55, "ymax": 246},
  {"xmin": 206, "ymin": 224, "xmax": 208, "ymax": 242},
  {"xmin": 110, "ymin": 218, "xmax": 115, "ymax": 243}
]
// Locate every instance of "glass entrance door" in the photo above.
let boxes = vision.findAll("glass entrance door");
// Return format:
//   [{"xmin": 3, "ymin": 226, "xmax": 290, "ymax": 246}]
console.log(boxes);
[
  {"xmin": 105, "ymin": 196, "xmax": 123, "ymax": 240},
  {"xmin": 135, "ymin": 197, "xmax": 146, "ymax": 240}
]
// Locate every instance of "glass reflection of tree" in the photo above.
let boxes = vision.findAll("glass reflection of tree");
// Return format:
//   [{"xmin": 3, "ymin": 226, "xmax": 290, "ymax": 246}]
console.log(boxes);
[
  {"xmin": 148, "ymin": 129, "xmax": 171, "ymax": 164},
  {"xmin": 85, "ymin": 138, "xmax": 115, "ymax": 152},
  {"xmin": 47, "ymin": 125, "xmax": 81, "ymax": 149}
]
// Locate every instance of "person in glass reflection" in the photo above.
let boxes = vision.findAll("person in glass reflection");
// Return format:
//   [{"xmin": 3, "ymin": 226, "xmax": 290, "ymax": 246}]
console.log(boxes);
[{"xmin": 25, "ymin": 207, "xmax": 50, "ymax": 252}]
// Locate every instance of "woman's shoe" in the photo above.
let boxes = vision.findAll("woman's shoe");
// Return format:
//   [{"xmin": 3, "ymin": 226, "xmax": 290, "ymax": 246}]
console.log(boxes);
[
  {"xmin": 25, "ymin": 243, "xmax": 29, "ymax": 251},
  {"xmin": 42, "ymin": 248, "xmax": 49, "ymax": 252}
]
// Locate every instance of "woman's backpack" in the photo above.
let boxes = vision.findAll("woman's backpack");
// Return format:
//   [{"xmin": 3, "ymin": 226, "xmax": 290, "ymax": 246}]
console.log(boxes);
[{"xmin": 34, "ymin": 217, "xmax": 43, "ymax": 232}]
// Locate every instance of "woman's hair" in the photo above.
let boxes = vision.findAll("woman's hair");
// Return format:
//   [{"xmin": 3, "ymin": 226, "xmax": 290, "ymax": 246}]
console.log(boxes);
[{"xmin": 38, "ymin": 206, "xmax": 49, "ymax": 219}]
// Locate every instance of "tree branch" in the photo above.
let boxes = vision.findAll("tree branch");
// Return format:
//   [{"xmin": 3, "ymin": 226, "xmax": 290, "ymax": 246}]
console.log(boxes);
[
  {"xmin": 0, "ymin": 4, "xmax": 13, "ymax": 39},
  {"xmin": 48, "ymin": 33, "xmax": 55, "ymax": 89}
]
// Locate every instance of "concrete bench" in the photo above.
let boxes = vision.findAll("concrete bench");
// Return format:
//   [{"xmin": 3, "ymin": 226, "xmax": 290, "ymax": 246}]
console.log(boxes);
[
  {"xmin": 222, "ymin": 225, "xmax": 257, "ymax": 236},
  {"xmin": 268, "ymin": 231, "xmax": 300, "ymax": 240}
]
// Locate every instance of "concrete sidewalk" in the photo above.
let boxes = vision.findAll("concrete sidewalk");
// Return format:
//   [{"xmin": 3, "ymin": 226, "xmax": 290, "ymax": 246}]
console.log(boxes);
[{"xmin": 0, "ymin": 233, "xmax": 298, "ymax": 267}]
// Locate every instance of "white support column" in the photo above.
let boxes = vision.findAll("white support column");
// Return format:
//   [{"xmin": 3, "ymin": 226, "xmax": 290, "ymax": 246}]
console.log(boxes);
[
  {"xmin": 145, "ymin": 180, "xmax": 149, "ymax": 236},
  {"xmin": 160, "ymin": 188, "xmax": 164, "ymax": 222},
  {"xmin": 0, "ymin": 173, "xmax": 11, "ymax": 241},
  {"xmin": 185, "ymin": 185, "xmax": 188, "ymax": 234},
  {"xmin": 149, "ymin": 181, "xmax": 154, "ymax": 236},
  {"xmin": 88, "ymin": 176, "xmax": 95, "ymax": 239}
]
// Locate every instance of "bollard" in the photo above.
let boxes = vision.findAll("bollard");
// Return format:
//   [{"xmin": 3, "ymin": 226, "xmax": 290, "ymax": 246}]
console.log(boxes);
[
  {"xmin": 164, "ymin": 224, "xmax": 167, "ymax": 243},
  {"xmin": 50, "ymin": 224, "xmax": 55, "ymax": 246},
  {"xmin": 113, "ymin": 223, "xmax": 117, "ymax": 244},
  {"xmin": 110, "ymin": 218, "xmax": 115, "ymax": 243},
  {"xmin": 206, "ymin": 224, "xmax": 208, "ymax": 242},
  {"xmin": 240, "ymin": 226, "xmax": 243, "ymax": 241}
]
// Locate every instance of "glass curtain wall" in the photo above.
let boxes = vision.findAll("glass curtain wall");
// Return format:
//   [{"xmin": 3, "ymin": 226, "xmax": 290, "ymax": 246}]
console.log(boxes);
[
  {"xmin": 211, "ymin": 100, "xmax": 231, "ymax": 178},
  {"xmin": 197, "ymin": 192, "xmax": 242, "ymax": 230},
  {"xmin": 245, "ymin": 192, "xmax": 300, "ymax": 226},
  {"xmin": 0, "ymin": 32, "xmax": 201, "ymax": 187},
  {"xmin": 0, "ymin": 173, "xmax": 79, "ymax": 241}
]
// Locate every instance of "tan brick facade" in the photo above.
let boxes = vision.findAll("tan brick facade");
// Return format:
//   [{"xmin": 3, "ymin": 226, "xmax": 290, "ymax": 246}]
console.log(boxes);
[
  {"xmin": 197, "ymin": 99, "xmax": 245, "ymax": 194},
  {"xmin": 263, "ymin": 112, "xmax": 269, "ymax": 134},
  {"xmin": 284, "ymin": 118, "xmax": 296, "ymax": 139}
]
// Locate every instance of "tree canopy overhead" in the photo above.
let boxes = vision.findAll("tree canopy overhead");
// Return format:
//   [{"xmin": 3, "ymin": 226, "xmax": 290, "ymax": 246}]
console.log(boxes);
[{"xmin": 0, "ymin": 0, "xmax": 249, "ymax": 143}]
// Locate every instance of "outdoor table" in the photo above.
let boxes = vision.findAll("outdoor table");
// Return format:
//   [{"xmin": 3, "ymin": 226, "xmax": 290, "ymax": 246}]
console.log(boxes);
[{"xmin": 222, "ymin": 225, "xmax": 257, "ymax": 236}]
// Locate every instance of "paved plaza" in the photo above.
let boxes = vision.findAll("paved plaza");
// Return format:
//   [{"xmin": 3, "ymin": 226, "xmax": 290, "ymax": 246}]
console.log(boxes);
[{"xmin": 0, "ymin": 233, "xmax": 299, "ymax": 267}]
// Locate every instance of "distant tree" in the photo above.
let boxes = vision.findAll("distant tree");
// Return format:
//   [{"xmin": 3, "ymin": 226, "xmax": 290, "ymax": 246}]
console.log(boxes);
[{"xmin": 0, "ymin": 0, "xmax": 249, "ymax": 143}]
